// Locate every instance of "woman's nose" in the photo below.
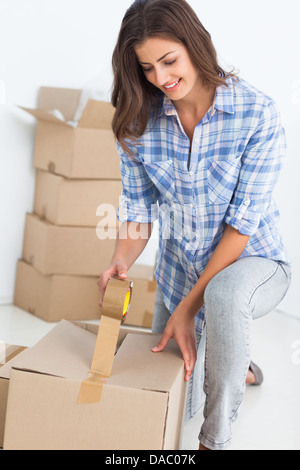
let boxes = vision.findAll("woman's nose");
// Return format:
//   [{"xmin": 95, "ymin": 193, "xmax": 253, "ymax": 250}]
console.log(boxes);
[{"xmin": 154, "ymin": 67, "xmax": 168, "ymax": 86}]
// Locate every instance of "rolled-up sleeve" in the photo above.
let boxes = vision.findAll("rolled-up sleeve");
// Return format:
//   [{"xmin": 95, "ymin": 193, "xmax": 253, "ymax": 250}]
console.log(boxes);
[
  {"xmin": 224, "ymin": 99, "xmax": 286, "ymax": 236},
  {"xmin": 117, "ymin": 143, "xmax": 159, "ymax": 223}
]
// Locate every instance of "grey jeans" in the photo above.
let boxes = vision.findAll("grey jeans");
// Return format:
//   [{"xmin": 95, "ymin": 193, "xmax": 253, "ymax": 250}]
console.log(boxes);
[{"xmin": 152, "ymin": 256, "xmax": 292, "ymax": 450}]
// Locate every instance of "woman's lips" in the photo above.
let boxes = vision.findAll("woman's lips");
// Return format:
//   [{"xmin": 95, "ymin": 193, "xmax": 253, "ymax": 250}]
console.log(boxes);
[{"xmin": 163, "ymin": 78, "xmax": 182, "ymax": 92}]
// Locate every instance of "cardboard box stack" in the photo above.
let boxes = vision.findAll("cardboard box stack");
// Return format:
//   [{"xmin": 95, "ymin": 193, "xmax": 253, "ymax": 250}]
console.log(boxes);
[{"xmin": 13, "ymin": 87, "xmax": 156, "ymax": 327}]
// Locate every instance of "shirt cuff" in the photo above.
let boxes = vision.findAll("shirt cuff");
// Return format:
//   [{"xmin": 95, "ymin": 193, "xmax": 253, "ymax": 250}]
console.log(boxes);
[
  {"xmin": 224, "ymin": 199, "xmax": 261, "ymax": 236},
  {"xmin": 117, "ymin": 196, "xmax": 158, "ymax": 223}
]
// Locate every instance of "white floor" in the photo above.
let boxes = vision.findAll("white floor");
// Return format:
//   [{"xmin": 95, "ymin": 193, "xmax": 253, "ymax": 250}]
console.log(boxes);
[{"xmin": 1, "ymin": 305, "xmax": 300, "ymax": 450}]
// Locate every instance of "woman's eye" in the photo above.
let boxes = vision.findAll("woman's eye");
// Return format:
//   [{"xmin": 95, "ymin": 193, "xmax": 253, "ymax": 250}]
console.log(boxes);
[
  {"xmin": 142, "ymin": 59, "xmax": 176, "ymax": 73},
  {"xmin": 165, "ymin": 60, "xmax": 176, "ymax": 66}
]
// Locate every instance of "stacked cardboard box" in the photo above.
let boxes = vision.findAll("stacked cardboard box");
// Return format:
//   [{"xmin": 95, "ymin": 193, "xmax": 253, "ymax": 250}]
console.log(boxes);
[{"xmin": 14, "ymin": 87, "xmax": 156, "ymax": 327}]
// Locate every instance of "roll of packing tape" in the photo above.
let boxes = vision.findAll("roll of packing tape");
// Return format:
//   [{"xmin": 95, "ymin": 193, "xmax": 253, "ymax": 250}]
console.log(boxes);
[
  {"xmin": 102, "ymin": 277, "xmax": 133, "ymax": 321},
  {"xmin": 78, "ymin": 278, "xmax": 133, "ymax": 404}
]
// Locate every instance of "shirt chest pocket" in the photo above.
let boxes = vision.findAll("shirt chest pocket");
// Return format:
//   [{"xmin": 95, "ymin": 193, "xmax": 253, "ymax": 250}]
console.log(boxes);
[
  {"xmin": 206, "ymin": 159, "xmax": 240, "ymax": 204},
  {"xmin": 143, "ymin": 159, "xmax": 176, "ymax": 201}
]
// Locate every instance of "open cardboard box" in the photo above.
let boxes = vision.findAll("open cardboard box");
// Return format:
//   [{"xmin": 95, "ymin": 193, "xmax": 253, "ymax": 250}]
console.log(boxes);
[
  {"xmin": 0, "ymin": 343, "xmax": 27, "ymax": 448},
  {"xmin": 34, "ymin": 170, "xmax": 122, "ymax": 227},
  {"xmin": 20, "ymin": 87, "xmax": 121, "ymax": 179},
  {"xmin": 14, "ymin": 259, "xmax": 156, "ymax": 327},
  {"xmin": 3, "ymin": 320, "xmax": 186, "ymax": 450}
]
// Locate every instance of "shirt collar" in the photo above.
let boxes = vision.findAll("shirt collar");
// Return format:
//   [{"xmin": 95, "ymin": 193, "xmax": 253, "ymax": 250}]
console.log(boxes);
[
  {"xmin": 159, "ymin": 95, "xmax": 175, "ymax": 117},
  {"xmin": 213, "ymin": 76, "xmax": 235, "ymax": 115},
  {"xmin": 159, "ymin": 75, "xmax": 235, "ymax": 118}
]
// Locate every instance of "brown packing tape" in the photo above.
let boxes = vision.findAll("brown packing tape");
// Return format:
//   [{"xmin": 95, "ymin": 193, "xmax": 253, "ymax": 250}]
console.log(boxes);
[
  {"xmin": 143, "ymin": 310, "xmax": 154, "ymax": 329},
  {"xmin": 77, "ymin": 278, "xmax": 133, "ymax": 404},
  {"xmin": 147, "ymin": 279, "xmax": 157, "ymax": 293},
  {"xmin": 78, "ymin": 375, "xmax": 107, "ymax": 405},
  {"xmin": 77, "ymin": 316, "xmax": 121, "ymax": 404},
  {"xmin": 90, "ymin": 316, "xmax": 121, "ymax": 377}
]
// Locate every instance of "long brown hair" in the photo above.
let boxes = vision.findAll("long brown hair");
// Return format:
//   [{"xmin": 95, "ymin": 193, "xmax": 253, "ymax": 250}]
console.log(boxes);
[{"xmin": 111, "ymin": 0, "xmax": 237, "ymax": 156}]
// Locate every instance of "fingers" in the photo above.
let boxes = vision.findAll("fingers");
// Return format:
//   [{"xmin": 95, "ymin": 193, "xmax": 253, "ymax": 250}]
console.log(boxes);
[
  {"xmin": 152, "ymin": 330, "xmax": 197, "ymax": 382},
  {"xmin": 118, "ymin": 268, "xmax": 127, "ymax": 279},
  {"xmin": 185, "ymin": 342, "xmax": 197, "ymax": 382},
  {"xmin": 176, "ymin": 334, "xmax": 196, "ymax": 382},
  {"xmin": 97, "ymin": 262, "xmax": 128, "ymax": 306},
  {"xmin": 152, "ymin": 329, "xmax": 172, "ymax": 353},
  {"xmin": 97, "ymin": 270, "xmax": 111, "ymax": 307}
]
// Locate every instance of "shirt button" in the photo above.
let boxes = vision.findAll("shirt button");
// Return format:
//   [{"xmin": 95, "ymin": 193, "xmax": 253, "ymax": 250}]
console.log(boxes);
[
  {"xmin": 195, "ymin": 137, "xmax": 200, "ymax": 143},
  {"xmin": 189, "ymin": 203, "xmax": 194, "ymax": 208},
  {"xmin": 189, "ymin": 171, "xmax": 194, "ymax": 176}
]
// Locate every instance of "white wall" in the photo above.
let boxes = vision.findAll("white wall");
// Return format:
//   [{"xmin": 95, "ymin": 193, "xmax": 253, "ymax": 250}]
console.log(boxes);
[{"xmin": 1, "ymin": 0, "xmax": 299, "ymax": 318}]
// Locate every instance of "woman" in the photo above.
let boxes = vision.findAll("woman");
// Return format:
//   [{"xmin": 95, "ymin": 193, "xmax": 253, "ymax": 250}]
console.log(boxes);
[{"xmin": 97, "ymin": 0, "xmax": 291, "ymax": 450}]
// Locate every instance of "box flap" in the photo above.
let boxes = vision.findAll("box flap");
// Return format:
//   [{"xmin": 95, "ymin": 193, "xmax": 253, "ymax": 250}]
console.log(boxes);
[
  {"xmin": 78, "ymin": 99, "xmax": 115, "ymax": 129},
  {"xmin": 38, "ymin": 87, "xmax": 82, "ymax": 121},
  {"xmin": 0, "ymin": 343, "xmax": 26, "ymax": 367},
  {"xmin": 0, "ymin": 346, "xmax": 28, "ymax": 380},
  {"xmin": 10, "ymin": 320, "xmax": 95, "ymax": 381},
  {"xmin": 109, "ymin": 333, "xmax": 184, "ymax": 392},
  {"xmin": 7, "ymin": 320, "xmax": 184, "ymax": 393},
  {"xmin": 20, "ymin": 107, "xmax": 72, "ymax": 127}
]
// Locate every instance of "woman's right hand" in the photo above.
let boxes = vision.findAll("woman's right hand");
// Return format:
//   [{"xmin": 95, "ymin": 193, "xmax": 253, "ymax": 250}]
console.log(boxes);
[{"xmin": 97, "ymin": 260, "xmax": 128, "ymax": 307}]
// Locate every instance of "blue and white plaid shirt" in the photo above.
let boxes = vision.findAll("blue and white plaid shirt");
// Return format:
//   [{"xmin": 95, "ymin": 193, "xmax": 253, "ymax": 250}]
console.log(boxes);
[{"xmin": 117, "ymin": 76, "xmax": 290, "ymax": 334}]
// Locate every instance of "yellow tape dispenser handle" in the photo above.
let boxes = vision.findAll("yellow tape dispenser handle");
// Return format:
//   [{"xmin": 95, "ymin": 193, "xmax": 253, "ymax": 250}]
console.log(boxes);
[{"xmin": 78, "ymin": 278, "xmax": 133, "ymax": 404}]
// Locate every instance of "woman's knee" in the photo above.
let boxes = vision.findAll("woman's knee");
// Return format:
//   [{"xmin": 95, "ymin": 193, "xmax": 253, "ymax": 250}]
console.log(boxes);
[{"xmin": 203, "ymin": 264, "xmax": 250, "ymax": 315}]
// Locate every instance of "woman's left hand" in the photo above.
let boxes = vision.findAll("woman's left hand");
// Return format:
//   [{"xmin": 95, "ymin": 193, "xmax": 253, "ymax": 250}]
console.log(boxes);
[{"xmin": 152, "ymin": 303, "xmax": 197, "ymax": 382}]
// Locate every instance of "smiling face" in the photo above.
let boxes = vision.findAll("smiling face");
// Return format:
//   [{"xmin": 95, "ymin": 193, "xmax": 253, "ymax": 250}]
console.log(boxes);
[{"xmin": 135, "ymin": 36, "xmax": 202, "ymax": 102}]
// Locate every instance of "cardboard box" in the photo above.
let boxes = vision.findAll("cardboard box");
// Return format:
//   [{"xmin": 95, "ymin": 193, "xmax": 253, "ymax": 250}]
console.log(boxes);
[
  {"xmin": 13, "ymin": 259, "xmax": 101, "ymax": 322},
  {"xmin": 22, "ymin": 213, "xmax": 116, "ymax": 276},
  {"xmin": 0, "ymin": 324, "xmax": 148, "ymax": 449},
  {"xmin": 34, "ymin": 170, "xmax": 122, "ymax": 227},
  {"xmin": 14, "ymin": 260, "xmax": 156, "ymax": 326},
  {"xmin": 3, "ymin": 320, "xmax": 186, "ymax": 450},
  {"xmin": 20, "ymin": 87, "xmax": 121, "ymax": 179},
  {"xmin": 0, "ymin": 343, "xmax": 27, "ymax": 448}
]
